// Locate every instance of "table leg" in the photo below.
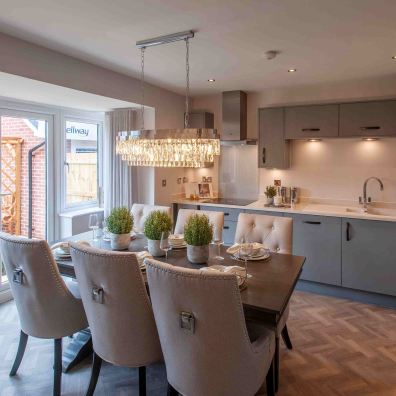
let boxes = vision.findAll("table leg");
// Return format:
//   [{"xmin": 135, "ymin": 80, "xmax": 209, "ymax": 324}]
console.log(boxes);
[{"xmin": 62, "ymin": 329, "xmax": 92, "ymax": 373}]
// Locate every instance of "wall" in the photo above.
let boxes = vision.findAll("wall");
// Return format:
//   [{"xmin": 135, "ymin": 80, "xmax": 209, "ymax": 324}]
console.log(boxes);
[{"xmin": 192, "ymin": 75, "xmax": 396, "ymax": 203}]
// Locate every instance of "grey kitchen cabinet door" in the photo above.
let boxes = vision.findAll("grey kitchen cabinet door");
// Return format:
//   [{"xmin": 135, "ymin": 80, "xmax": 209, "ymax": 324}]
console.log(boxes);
[
  {"xmin": 199, "ymin": 206, "xmax": 242, "ymax": 222},
  {"xmin": 285, "ymin": 104, "xmax": 339, "ymax": 139},
  {"xmin": 245, "ymin": 209, "xmax": 284, "ymax": 217},
  {"xmin": 187, "ymin": 111, "xmax": 214, "ymax": 129},
  {"xmin": 258, "ymin": 108, "xmax": 290, "ymax": 169},
  {"xmin": 342, "ymin": 218, "xmax": 396, "ymax": 296},
  {"xmin": 222, "ymin": 220, "xmax": 237, "ymax": 246},
  {"xmin": 291, "ymin": 214, "xmax": 342, "ymax": 285},
  {"xmin": 339, "ymin": 101, "xmax": 396, "ymax": 137}
]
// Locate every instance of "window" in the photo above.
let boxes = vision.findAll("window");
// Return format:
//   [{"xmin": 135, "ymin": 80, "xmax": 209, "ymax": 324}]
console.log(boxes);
[{"xmin": 64, "ymin": 119, "xmax": 101, "ymax": 209}]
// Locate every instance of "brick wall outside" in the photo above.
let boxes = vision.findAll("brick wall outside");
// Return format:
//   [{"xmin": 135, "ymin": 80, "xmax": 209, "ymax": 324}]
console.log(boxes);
[{"xmin": 1, "ymin": 117, "xmax": 46, "ymax": 239}]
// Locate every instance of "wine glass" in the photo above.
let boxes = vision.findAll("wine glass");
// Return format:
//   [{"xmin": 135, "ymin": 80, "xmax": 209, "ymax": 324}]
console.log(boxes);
[
  {"xmin": 88, "ymin": 214, "xmax": 99, "ymax": 242},
  {"xmin": 239, "ymin": 236, "xmax": 253, "ymax": 280},
  {"xmin": 212, "ymin": 226, "xmax": 224, "ymax": 261},
  {"xmin": 160, "ymin": 231, "xmax": 171, "ymax": 260}
]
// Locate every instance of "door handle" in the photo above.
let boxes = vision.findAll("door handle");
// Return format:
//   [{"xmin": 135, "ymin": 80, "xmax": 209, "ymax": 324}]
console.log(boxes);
[
  {"xmin": 346, "ymin": 222, "xmax": 351, "ymax": 241},
  {"xmin": 262, "ymin": 147, "xmax": 266, "ymax": 164},
  {"xmin": 223, "ymin": 226, "xmax": 230, "ymax": 229},
  {"xmin": 360, "ymin": 126, "xmax": 380, "ymax": 130},
  {"xmin": 303, "ymin": 221, "xmax": 321, "ymax": 225},
  {"xmin": 301, "ymin": 128, "xmax": 320, "ymax": 132}
]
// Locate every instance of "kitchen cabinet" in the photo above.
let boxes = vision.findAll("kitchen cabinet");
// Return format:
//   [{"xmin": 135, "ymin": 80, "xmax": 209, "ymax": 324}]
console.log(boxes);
[
  {"xmin": 187, "ymin": 111, "xmax": 214, "ymax": 129},
  {"xmin": 342, "ymin": 218, "xmax": 396, "ymax": 296},
  {"xmin": 290, "ymin": 214, "xmax": 342, "ymax": 285},
  {"xmin": 285, "ymin": 104, "xmax": 339, "ymax": 139},
  {"xmin": 339, "ymin": 100, "xmax": 396, "ymax": 137},
  {"xmin": 258, "ymin": 108, "xmax": 290, "ymax": 169}
]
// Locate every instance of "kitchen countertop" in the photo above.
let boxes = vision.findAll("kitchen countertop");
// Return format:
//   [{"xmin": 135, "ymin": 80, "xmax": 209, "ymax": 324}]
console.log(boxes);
[{"xmin": 173, "ymin": 199, "xmax": 396, "ymax": 222}]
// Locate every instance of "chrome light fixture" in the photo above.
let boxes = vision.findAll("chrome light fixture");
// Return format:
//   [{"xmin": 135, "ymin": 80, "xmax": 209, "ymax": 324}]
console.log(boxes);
[{"xmin": 116, "ymin": 30, "xmax": 220, "ymax": 168}]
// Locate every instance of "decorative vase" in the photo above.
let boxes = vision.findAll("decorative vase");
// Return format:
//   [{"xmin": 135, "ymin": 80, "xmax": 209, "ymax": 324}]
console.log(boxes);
[
  {"xmin": 187, "ymin": 244, "xmax": 209, "ymax": 264},
  {"xmin": 147, "ymin": 239, "xmax": 166, "ymax": 257},
  {"xmin": 265, "ymin": 196, "xmax": 273, "ymax": 205},
  {"xmin": 110, "ymin": 233, "xmax": 130, "ymax": 250}
]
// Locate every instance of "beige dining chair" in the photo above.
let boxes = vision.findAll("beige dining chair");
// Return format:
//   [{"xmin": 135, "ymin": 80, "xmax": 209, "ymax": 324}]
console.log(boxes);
[
  {"xmin": 234, "ymin": 212, "xmax": 293, "ymax": 391},
  {"xmin": 146, "ymin": 258, "xmax": 276, "ymax": 396},
  {"xmin": 174, "ymin": 209, "xmax": 225, "ymax": 240},
  {"xmin": 131, "ymin": 203, "xmax": 171, "ymax": 233},
  {"xmin": 0, "ymin": 232, "xmax": 88, "ymax": 396},
  {"xmin": 70, "ymin": 243, "xmax": 162, "ymax": 396}
]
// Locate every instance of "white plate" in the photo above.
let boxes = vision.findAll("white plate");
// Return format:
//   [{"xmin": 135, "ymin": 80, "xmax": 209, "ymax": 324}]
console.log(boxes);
[
  {"xmin": 171, "ymin": 244, "xmax": 187, "ymax": 249},
  {"xmin": 233, "ymin": 252, "xmax": 270, "ymax": 261}
]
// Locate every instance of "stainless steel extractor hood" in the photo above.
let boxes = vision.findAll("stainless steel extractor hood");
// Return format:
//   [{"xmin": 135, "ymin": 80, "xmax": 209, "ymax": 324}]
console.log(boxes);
[{"xmin": 221, "ymin": 90, "xmax": 257, "ymax": 145}]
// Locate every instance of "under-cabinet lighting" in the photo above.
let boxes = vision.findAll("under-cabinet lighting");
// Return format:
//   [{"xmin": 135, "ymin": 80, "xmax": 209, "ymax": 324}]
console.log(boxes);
[
  {"xmin": 362, "ymin": 137, "xmax": 379, "ymax": 141},
  {"xmin": 208, "ymin": 78, "xmax": 216, "ymax": 82},
  {"xmin": 307, "ymin": 138, "xmax": 322, "ymax": 142},
  {"xmin": 288, "ymin": 68, "xmax": 297, "ymax": 73}
]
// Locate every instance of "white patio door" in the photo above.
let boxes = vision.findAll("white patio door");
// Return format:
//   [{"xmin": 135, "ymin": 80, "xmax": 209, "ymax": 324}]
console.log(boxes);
[{"xmin": 0, "ymin": 109, "xmax": 55, "ymax": 298}]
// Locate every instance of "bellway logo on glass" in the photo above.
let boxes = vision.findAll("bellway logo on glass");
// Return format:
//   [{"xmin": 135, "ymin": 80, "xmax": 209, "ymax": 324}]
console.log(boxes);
[{"xmin": 66, "ymin": 126, "xmax": 89, "ymax": 137}]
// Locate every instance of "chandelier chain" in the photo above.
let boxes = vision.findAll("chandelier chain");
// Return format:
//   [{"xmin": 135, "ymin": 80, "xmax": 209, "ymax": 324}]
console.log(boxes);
[
  {"xmin": 185, "ymin": 38, "xmax": 190, "ymax": 128},
  {"xmin": 141, "ymin": 47, "xmax": 145, "ymax": 130}
]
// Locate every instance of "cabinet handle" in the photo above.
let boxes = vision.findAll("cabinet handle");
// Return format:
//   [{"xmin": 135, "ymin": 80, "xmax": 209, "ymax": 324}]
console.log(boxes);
[
  {"xmin": 302, "ymin": 128, "xmax": 320, "ymax": 132},
  {"xmin": 346, "ymin": 222, "xmax": 351, "ymax": 241},
  {"xmin": 360, "ymin": 126, "xmax": 380, "ymax": 130},
  {"xmin": 262, "ymin": 147, "xmax": 266, "ymax": 164},
  {"xmin": 224, "ymin": 212, "xmax": 230, "ymax": 216},
  {"xmin": 223, "ymin": 226, "xmax": 230, "ymax": 229},
  {"xmin": 303, "ymin": 221, "xmax": 321, "ymax": 225}
]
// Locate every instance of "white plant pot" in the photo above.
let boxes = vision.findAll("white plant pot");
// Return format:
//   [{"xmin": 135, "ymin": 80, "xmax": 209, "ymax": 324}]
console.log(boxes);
[
  {"xmin": 187, "ymin": 244, "xmax": 209, "ymax": 264},
  {"xmin": 147, "ymin": 239, "xmax": 166, "ymax": 257},
  {"xmin": 110, "ymin": 233, "xmax": 130, "ymax": 250},
  {"xmin": 265, "ymin": 197, "xmax": 274, "ymax": 205}
]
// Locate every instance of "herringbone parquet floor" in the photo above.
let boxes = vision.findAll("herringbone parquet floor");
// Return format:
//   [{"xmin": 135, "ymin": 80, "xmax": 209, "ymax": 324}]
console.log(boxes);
[{"xmin": 1, "ymin": 291, "xmax": 396, "ymax": 396}]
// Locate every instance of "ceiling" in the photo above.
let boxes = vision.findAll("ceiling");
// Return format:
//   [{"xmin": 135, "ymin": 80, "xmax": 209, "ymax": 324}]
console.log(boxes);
[
  {"xmin": 0, "ymin": 0, "xmax": 395, "ymax": 96},
  {"xmin": 0, "ymin": 72, "xmax": 138, "ymax": 111}
]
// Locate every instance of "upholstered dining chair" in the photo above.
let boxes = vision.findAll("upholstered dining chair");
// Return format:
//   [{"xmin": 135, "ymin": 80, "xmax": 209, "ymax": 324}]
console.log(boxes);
[
  {"xmin": 131, "ymin": 203, "xmax": 171, "ymax": 233},
  {"xmin": 174, "ymin": 209, "xmax": 225, "ymax": 240},
  {"xmin": 146, "ymin": 258, "xmax": 276, "ymax": 396},
  {"xmin": 70, "ymin": 243, "xmax": 162, "ymax": 396},
  {"xmin": 0, "ymin": 232, "xmax": 88, "ymax": 396},
  {"xmin": 234, "ymin": 212, "xmax": 293, "ymax": 391}
]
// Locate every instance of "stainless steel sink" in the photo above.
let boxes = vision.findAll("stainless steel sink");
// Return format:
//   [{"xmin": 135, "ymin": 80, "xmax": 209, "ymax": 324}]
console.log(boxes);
[{"xmin": 346, "ymin": 207, "xmax": 396, "ymax": 217}]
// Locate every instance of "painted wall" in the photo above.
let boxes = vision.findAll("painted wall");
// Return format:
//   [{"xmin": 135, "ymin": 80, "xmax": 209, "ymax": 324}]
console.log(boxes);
[{"xmin": 192, "ymin": 75, "xmax": 396, "ymax": 203}]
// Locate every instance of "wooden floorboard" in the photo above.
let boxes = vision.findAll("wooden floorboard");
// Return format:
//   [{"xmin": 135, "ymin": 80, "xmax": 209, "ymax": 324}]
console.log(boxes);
[{"xmin": 1, "ymin": 290, "xmax": 396, "ymax": 395}]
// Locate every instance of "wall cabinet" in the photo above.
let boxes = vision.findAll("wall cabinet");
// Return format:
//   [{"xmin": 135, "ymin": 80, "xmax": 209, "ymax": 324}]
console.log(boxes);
[
  {"xmin": 285, "ymin": 104, "xmax": 339, "ymax": 139},
  {"xmin": 187, "ymin": 111, "xmax": 214, "ymax": 129},
  {"xmin": 258, "ymin": 108, "xmax": 290, "ymax": 169},
  {"xmin": 339, "ymin": 101, "xmax": 396, "ymax": 137},
  {"xmin": 342, "ymin": 218, "xmax": 396, "ymax": 296},
  {"xmin": 290, "ymin": 214, "xmax": 342, "ymax": 286}
]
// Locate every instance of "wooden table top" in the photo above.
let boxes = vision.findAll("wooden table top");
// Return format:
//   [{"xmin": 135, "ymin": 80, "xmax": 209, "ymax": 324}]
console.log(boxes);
[{"xmin": 56, "ymin": 232, "xmax": 305, "ymax": 318}]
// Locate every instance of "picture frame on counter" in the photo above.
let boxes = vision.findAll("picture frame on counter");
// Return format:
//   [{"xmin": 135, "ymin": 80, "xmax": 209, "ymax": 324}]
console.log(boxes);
[{"xmin": 198, "ymin": 182, "xmax": 214, "ymax": 198}]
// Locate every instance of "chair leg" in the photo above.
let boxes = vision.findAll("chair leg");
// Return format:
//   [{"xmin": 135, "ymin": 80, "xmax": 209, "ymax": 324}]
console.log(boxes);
[
  {"xmin": 281, "ymin": 324, "xmax": 293, "ymax": 350},
  {"xmin": 53, "ymin": 338, "xmax": 62, "ymax": 396},
  {"xmin": 275, "ymin": 336, "xmax": 279, "ymax": 392},
  {"xmin": 86, "ymin": 352, "xmax": 102, "ymax": 396},
  {"xmin": 266, "ymin": 359, "xmax": 275, "ymax": 396},
  {"xmin": 9, "ymin": 330, "xmax": 28, "ymax": 376},
  {"xmin": 167, "ymin": 383, "xmax": 178, "ymax": 396},
  {"xmin": 139, "ymin": 366, "xmax": 146, "ymax": 396}
]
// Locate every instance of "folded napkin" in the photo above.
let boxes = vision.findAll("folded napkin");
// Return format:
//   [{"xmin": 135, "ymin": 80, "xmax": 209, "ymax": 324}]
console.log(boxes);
[
  {"xmin": 134, "ymin": 251, "xmax": 153, "ymax": 268},
  {"xmin": 226, "ymin": 242, "xmax": 265, "ymax": 255}
]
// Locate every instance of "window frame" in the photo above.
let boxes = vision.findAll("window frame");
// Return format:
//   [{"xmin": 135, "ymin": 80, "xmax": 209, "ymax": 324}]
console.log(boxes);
[{"xmin": 61, "ymin": 112, "xmax": 103, "ymax": 212}]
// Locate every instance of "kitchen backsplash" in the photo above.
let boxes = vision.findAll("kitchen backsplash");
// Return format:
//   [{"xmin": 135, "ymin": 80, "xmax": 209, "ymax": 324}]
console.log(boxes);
[{"xmin": 260, "ymin": 138, "xmax": 396, "ymax": 203}]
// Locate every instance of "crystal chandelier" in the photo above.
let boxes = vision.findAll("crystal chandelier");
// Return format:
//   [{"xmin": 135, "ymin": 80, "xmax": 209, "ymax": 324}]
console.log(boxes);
[{"xmin": 116, "ymin": 31, "xmax": 220, "ymax": 168}]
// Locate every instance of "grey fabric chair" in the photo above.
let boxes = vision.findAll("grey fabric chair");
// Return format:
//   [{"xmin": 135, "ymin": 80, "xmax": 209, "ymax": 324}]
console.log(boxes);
[
  {"xmin": 0, "ymin": 232, "xmax": 88, "ymax": 396},
  {"xmin": 70, "ymin": 243, "xmax": 162, "ymax": 396},
  {"xmin": 235, "ymin": 212, "xmax": 294, "ymax": 391},
  {"xmin": 146, "ymin": 258, "xmax": 276, "ymax": 396},
  {"xmin": 131, "ymin": 203, "xmax": 171, "ymax": 233}
]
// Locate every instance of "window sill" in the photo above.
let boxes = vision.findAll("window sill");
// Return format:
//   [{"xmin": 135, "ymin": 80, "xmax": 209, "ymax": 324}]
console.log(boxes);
[{"xmin": 59, "ymin": 207, "xmax": 104, "ymax": 218}]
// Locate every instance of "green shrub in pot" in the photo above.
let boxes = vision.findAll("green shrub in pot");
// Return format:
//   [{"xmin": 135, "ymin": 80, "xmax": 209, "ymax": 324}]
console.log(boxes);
[
  {"xmin": 184, "ymin": 214, "xmax": 213, "ymax": 264},
  {"xmin": 264, "ymin": 185, "xmax": 277, "ymax": 205},
  {"xmin": 106, "ymin": 207, "xmax": 133, "ymax": 250},
  {"xmin": 144, "ymin": 210, "xmax": 172, "ymax": 257}
]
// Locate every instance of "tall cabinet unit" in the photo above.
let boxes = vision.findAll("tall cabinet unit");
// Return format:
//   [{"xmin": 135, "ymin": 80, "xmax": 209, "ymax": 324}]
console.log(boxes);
[{"xmin": 258, "ymin": 108, "xmax": 290, "ymax": 169}]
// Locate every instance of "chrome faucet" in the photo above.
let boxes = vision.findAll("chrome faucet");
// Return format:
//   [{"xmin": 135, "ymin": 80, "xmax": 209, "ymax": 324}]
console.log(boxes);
[{"xmin": 359, "ymin": 177, "xmax": 384, "ymax": 211}]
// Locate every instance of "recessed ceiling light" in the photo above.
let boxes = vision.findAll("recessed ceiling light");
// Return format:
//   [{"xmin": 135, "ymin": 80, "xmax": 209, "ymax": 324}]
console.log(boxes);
[
  {"xmin": 308, "ymin": 138, "xmax": 322, "ymax": 142},
  {"xmin": 362, "ymin": 137, "xmax": 379, "ymax": 141},
  {"xmin": 392, "ymin": 55, "xmax": 396, "ymax": 59},
  {"xmin": 207, "ymin": 78, "xmax": 215, "ymax": 82},
  {"xmin": 288, "ymin": 68, "xmax": 297, "ymax": 73}
]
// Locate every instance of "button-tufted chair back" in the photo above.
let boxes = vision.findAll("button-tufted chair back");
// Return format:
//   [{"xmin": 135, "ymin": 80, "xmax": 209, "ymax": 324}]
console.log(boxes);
[
  {"xmin": 234, "ymin": 213, "xmax": 293, "ymax": 254},
  {"xmin": 131, "ymin": 204, "xmax": 171, "ymax": 233},
  {"xmin": 174, "ymin": 209, "xmax": 224, "ymax": 240},
  {"xmin": 70, "ymin": 243, "xmax": 162, "ymax": 367},
  {"xmin": 146, "ymin": 258, "xmax": 275, "ymax": 396},
  {"xmin": 0, "ymin": 232, "xmax": 87, "ymax": 339}
]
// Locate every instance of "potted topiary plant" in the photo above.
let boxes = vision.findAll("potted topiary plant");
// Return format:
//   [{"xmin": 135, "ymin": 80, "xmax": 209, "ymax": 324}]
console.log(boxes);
[
  {"xmin": 144, "ymin": 210, "xmax": 173, "ymax": 257},
  {"xmin": 106, "ymin": 207, "xmax": 133, "ymax": 250},
  {"xmin": 184, "ymin": 214, "xmax": 213, "ymax": 264},
  {"xmin": 264, "ymin": 185, "xmax": 277, "ymax": 205}
]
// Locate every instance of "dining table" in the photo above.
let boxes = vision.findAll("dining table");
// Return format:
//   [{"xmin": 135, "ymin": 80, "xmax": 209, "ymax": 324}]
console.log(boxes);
[{"xmin": 55, "ymin": 231, "xmax": 305, "ymax": 380}]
